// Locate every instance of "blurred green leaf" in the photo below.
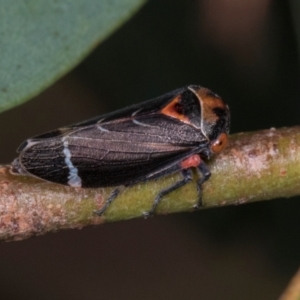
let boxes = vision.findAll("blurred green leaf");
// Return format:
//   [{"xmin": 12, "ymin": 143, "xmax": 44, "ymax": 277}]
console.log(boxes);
[{"xmin": 0, "ymin": 0, "xmax": 146, "ymax": 113}]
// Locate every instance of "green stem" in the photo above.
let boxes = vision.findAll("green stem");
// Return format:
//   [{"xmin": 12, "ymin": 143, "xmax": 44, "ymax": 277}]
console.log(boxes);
[{"xmin": 1, "ymin": 126, "xmax": 300, "ymax": 242}]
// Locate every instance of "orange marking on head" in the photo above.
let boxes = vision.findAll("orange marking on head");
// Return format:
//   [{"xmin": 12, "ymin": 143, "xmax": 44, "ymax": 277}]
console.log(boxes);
[
  {"xmin": 180, "ymin": 155, "xmax": 201, "ymax": 169},
  {"xmin": 211, "ymin": 133, "xmax": 228, "ymax": 153},
  {"xmin": 193, "ymin": 87, "xmax": 227, "ymax": 124},
  {"xmin": 160, "ymin": 96, "xmax": 191, "ymax": 124}
]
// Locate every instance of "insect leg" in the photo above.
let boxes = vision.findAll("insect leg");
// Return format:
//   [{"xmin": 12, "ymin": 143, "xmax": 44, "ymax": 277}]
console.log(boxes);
[
  {"xmin": 194, "ymin": 161, "xmax": 211, "ymax": 209},
  {"xmin": 94, "ymin": 186, "xmax": 125, "ymax": 216},
  {"xmin": 143, "ymin": 169, "xmax": 193, "ymax": 218}
]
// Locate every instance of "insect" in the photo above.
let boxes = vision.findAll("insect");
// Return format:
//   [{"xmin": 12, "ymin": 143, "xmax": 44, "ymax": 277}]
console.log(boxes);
[{"xmin": 12, "ymin": 85, "xmax": 230, "ymax": 217}]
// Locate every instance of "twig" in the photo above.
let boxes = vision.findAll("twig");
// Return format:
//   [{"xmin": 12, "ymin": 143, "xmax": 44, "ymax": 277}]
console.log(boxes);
[
  {"xmin": 279, "ymin": 267, "xmax": 300, "ymax": 300},
  {"xmin": 1, "ymin": 126, "xmax": 300, "ymax": 242}
]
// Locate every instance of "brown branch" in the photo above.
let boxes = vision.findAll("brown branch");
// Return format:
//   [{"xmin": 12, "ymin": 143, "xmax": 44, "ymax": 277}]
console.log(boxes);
[
  {"xmin": 279, "ymin": 267, "xmax": 300, "ymax": 300},
  {"xmin": 1, "ymin": 126, "xmax": 300, "ymax": 242}
]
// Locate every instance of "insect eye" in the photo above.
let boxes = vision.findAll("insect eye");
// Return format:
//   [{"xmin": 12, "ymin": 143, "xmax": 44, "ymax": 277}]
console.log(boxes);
[{"xmin": 211, "ymin": 133, "xmax": 228, "ymax": 153}]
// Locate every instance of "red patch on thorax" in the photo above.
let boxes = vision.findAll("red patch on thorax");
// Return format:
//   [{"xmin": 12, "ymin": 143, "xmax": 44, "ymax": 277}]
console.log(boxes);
[{"xmin": 180, "ymin": 155, "xmax": 201, "ymax": 169}]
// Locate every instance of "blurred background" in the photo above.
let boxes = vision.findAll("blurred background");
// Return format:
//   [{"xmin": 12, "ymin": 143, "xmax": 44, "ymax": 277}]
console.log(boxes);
[{"xmin": 0, "ymin": 0, "xmax": 300, "ymax": 299}]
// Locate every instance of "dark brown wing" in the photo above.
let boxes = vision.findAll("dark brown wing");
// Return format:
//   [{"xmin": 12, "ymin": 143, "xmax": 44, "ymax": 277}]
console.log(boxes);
[{"xmin": 17, "ymin": 115, "xmax": 208, "ymax": 187}]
